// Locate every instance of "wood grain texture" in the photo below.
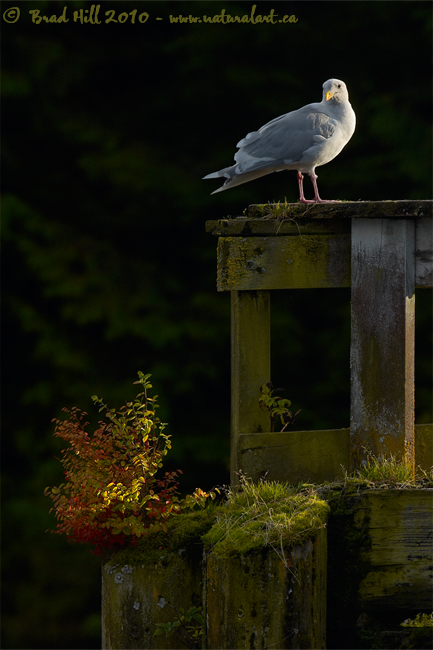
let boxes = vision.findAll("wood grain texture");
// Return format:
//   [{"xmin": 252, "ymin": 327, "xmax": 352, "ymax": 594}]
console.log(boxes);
[
  {"xmin": 206, "ymin": 201, "xmax": 432, "ymax": 236},
  {"xmin": 217, "ymin": 234, "xmax": 351, "ymax": 290},
  {"xmin": 238, "ymin": 429, "xmax": 350, "ymax": 484},
  {"xmin": 102, "ymin": 545, "xmax": 204, "ymax": 650},
  {"xmin": 350, "ymin": 219, "xmax": 415, "ymax": 470},
  {"xmin": 231, "ymin": 291, "xmax": 270, "ymax": 483},
  {"xmin": 356, "ymin": 490, "xmax": 433, "ymax": 610},
  {"xmin": 206, "ymin": 529, "xmax": 327, "ymax": 650},
  {"xmin": 235, "ymin": 425, "xmax": 430, "ymax": 485},
  {"xmin": 212, "ymin": 221, "xmax": 431, "ymax": 290},
  {"xmin": 415, "ymin": 216, "xmax": 433, "ymax": 287}
]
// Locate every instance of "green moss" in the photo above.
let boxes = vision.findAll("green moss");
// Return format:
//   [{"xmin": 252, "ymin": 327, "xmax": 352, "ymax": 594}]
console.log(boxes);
[
  {"xmin": 202, "ymin": 479, "xmax": 330, "ymax": 558},
  {"xmin": 105, "ymin": 459, "xmax": 432, "ymax": 569},
  {"xmin": 106, "ymin": 507, "xmax": 220, "ymax": 567}
]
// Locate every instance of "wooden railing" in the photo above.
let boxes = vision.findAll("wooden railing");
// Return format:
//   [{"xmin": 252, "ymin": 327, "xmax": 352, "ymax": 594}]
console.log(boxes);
[{"xmin": 206, "ymin": 200, "xmax": 432, "ymax": 484}]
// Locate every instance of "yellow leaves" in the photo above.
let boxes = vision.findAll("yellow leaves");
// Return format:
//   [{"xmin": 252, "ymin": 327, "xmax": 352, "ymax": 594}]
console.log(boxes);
[
  {"xmin": 183, "ymin": 486, "xmax": 221, "ymax": 510},
  {"xmin": 44, "ymin": 372, "xmax": 187, "ymax": 552}
]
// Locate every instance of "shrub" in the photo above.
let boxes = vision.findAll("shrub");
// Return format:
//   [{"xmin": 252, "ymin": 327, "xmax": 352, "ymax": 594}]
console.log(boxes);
[{"xmin": 45, "ymin": 372, "xmax": 215, "ymax": 554}]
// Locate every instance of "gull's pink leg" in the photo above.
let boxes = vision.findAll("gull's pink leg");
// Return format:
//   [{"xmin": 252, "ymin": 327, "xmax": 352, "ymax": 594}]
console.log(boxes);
[
  {"xmin": 310, "ymin": 172, "xmax": 339, "ymax": 203},
  {"xmin": 297, "ymin": 171, "xmax": 315, "ymax": 204}
]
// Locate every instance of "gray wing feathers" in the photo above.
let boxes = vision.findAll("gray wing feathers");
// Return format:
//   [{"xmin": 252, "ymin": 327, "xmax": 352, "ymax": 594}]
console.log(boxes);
[
  {"xmin": 203, "ymin": 166, "xmax": 233, "ymax": 179},
  {"xmin": 203, "ymin": 107, "xmax": 338, "ymax": 190},
  {"xmin": 235, "ymin": 110, "xmax": 337, "ymax": 171}
]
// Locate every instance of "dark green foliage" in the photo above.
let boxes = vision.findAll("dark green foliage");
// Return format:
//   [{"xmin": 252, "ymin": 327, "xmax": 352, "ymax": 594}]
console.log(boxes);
[
  {"xmin": 154, "ymin": 602, "xmax": 204, "ymax": 649},
  {"xmin": 2, "ymin": 1, "xmax": 432, "ymax": 648}
]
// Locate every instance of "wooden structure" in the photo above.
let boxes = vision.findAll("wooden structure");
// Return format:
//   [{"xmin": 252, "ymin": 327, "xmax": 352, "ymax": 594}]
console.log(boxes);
[
  {"xmin": 102, "ymin": 490, "xmax": 433, "ymax": 649},
  {"xmin": 206, "ymin": 201, "xmax": 433, "ymax": 482},
  {"xmin": 102, "ymin": 201, "xmax": 432, "ymax": 650},
  {"xmin": 102, "ymin": 526, "xmax": 327, "ymax": 650}
]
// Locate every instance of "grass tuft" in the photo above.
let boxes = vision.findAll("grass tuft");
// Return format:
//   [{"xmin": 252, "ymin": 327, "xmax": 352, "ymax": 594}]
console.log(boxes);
[
  {"xmin": 340, "ymin": 449, "xmax": 433, "ymax": 489},
  {"xmin": 202, "ymin": 473, "xmax": 329, "ymax": 559}
]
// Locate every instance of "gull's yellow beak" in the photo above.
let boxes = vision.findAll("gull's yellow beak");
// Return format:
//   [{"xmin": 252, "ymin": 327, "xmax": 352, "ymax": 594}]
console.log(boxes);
[{"xmin": 326, "ymin": 91, "xmax": 334, "ymax": 101}]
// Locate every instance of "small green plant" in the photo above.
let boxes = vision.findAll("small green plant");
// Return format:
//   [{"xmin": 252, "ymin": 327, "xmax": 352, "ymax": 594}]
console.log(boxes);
[
  {"xmin": 45, "ymin": 372, "xmax": 217, "ymax": 554},
  {"xmin": 154, "ymin": 600, "xmax": 203, "ymax": 649},
  {"xmin": 401, "ymin": 613, "xmax": 433, "ymax": 628},
  {"xmin": 259, "ymin": 382, "xmax": 300, "ymax": 432}
]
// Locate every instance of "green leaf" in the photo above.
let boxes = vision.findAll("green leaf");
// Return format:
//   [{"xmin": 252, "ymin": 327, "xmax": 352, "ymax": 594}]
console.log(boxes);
[{"xmin": 153, "ymin": 628, "xmax": 164, "ymax": 637}]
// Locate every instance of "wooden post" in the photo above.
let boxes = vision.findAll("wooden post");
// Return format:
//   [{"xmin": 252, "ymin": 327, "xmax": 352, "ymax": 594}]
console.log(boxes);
[
  {"xmin": 326, "ymin": 489, "xmax": 433, "ymax": 648},
  {"xmin": 231, "ymin": 290, "xmax": 270, "ymax": 483},
  {"xmin": 350, "ymin": 219, "xmax": 415, "ymax": 471},
  {"xmin": 206, "ymin": 529, "xmax": 327, "ymax": 650},
  {"xmin": 102, "ymin": 543, "xmax": 205, "ymax": 650}
]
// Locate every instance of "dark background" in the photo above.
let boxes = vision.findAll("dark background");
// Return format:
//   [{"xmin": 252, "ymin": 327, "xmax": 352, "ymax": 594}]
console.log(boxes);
[{"xmin": 2, "ymin": 1, "xmax": 432, "ymax": 647}]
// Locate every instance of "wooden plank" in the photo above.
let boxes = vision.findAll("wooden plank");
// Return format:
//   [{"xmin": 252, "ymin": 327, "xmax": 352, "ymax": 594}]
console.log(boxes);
[
  {"xmin": 247, "ymin": 200, "xmax": 432, "ymax": 220},
  {"xmin": 215, "ymin": 230, "xmax": 430, "ymax": 291},
  {"xmin": 205, "ymin": 201, "xmax": 433, "ymax": 236},
  {"xmin": 356, "ymin": 490, "xmax": 433, "ymax": 610},
  {"xmin": 235, "ymin": 425, "xmax": 430, "ymax": 485},
  {"xmin": 207, "ymin": 217, "xmax": 351, "ymax": 237},
  {"xmin": 231, "ymin": 291, "xmax": 270, "ymax": 483},
  {"xmin": 415, "ymin": 216, "xmax": 433, "ymax": 287},
  {"xmin": 217, "ymin": 234, "xmax": 351, "ymax": 291},
  {"xmin": 238, "ymin": 429, "xmax": 350, "ymax": 484},
  {"xmin": 350, "ymin": 219, "xmax": 416, "ymax": 472}
]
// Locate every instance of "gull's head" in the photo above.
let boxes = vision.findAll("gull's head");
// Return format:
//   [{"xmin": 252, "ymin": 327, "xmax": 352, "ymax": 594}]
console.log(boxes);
[{"xmin": 322, "ymin": 79, "xmax": 349, "ymax": 103}]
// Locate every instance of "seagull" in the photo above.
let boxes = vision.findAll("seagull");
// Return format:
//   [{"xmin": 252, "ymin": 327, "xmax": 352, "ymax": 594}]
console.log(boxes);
[{"xmin": 203, "ymin": 78, "xmax": 356, "ymax": 203}]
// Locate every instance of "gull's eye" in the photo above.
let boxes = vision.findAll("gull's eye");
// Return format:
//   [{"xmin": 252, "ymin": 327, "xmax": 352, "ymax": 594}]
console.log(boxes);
[{"xmin": 337, "ymin": 84, "xmax": 341, "ymax": 88}]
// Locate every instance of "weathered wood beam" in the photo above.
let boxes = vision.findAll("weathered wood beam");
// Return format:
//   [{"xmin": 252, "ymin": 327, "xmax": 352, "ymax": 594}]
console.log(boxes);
[
  {"xmin": 213, "ymin": 217, "xmax": 432, "ymax": 291},
  {"xmin": 236, "ymin": 424, "xmax": 431, "ymax": 485},
  {"xmin": 350, "ymin": 219, "xmax": 416, "ymax": 471},
  {"xmin": 238, "ymin": 429, "xmax": 350, "ymax": 484},
  {"xmin": 218, "ymin": 234, "xmax": 351, "ymax": 290},
  {"xmin": 231, "ymin": 290, "xmax": 270, "ymax": 483},
  {"xmin": 206, "ymin": 200, "xmax": 432, "ymax": 237}
]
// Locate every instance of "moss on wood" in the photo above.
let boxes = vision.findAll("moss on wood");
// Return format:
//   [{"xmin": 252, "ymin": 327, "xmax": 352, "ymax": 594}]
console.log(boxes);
[
  {"xmin": 202, "ymin": 480, "xmax": 330, "ymax": 559},
  {"xmin": 105, "ymin": 508, "xmax": 220, "ymax": 568}
]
